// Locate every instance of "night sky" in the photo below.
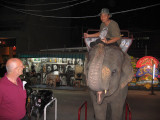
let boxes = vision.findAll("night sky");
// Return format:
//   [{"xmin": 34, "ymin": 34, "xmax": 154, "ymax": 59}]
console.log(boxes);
[
  {"xmin": 1, "ymin": 0, "xmax": 160, "ymax": 29},
  {"xmin": 70, "ymin": 0, "xmax": 160, "ymax": 30},
  {"xmin": 0, "ymin": 0, "xmax": 160, "ymax": 52}
]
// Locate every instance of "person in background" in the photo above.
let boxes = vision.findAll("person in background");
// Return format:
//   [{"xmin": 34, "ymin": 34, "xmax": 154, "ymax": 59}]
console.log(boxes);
[
  {"xmin": 84, "ymin": 8, "xmax": 121, "ymax": 46},
  {"xmin": 0, "ymin": 58, "xmax": 28, "ymax": 120},
  {"xmin": 0, "ymin": 63, "xmax": 7, "ymax": 78}
]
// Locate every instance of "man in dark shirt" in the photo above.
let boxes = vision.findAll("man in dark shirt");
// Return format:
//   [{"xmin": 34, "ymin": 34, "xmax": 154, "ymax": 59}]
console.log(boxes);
[{"xmin": 84, "ymin": 8, "xmax": 121, "ymax": 46}]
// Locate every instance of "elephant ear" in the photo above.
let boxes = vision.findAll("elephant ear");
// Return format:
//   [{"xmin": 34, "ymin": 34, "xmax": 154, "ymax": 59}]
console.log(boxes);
[{"xmin": 120, "ymin": 53, "xmax": 134, "ymax": 89}]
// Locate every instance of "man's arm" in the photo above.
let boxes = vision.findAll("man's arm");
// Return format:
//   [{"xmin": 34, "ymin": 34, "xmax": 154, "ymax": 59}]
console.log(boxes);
[{"xmin": 84, "ymin": 32, "xmax": 100, "ymax": 38}]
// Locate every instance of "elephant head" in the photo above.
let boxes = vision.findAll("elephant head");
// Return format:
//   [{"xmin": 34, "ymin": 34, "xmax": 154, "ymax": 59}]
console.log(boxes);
[{"xmin": 86, "ymin": 44, "xmax": 134, "ymax": 104}]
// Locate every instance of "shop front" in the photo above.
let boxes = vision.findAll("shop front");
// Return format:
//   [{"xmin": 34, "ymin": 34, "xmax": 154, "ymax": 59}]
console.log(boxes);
[{"xmin": 18, "ymin": 51, "xmax": 86, "ymax": 88}]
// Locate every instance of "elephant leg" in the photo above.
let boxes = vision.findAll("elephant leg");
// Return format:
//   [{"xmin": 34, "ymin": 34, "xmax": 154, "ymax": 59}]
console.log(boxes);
[
  {"xmin": 90, "ymin": 90, "xmax": 107, "ymax": 120},
  {"xmin": 110, "ymin": 86, "xmax": 128, "ymax": 120},
  {"xmin": 111, "ymin": 100, "xmax": 125, "ymax": 120}
]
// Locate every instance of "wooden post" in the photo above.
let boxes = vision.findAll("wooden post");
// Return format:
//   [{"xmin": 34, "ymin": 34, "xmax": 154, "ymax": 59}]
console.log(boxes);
[{"xmin": 9, "ymin": 47, "xmax": 13, "ymax": 58}]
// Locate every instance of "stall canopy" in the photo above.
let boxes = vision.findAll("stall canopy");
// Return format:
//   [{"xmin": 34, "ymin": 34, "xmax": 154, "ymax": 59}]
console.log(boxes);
[{"xmin": 17, "ymin": 51, "xmax": 86, "ymax": 60}]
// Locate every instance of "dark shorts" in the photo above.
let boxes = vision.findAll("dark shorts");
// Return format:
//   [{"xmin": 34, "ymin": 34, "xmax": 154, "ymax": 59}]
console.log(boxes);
[{"xmin": 90, "ymin": 38, "xmax": 118, "ymax": 47}]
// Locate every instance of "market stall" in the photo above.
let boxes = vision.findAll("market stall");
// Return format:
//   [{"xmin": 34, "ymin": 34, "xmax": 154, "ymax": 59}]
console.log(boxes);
[{"xmin": 18, "ymin": 51, "xmax": 86, "ymax": 87}]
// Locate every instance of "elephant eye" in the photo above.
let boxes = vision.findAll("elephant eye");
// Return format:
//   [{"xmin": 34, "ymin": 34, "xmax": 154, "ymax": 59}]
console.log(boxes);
[{"xmin": 112, "ymin": 69, "xmax": 116, "ymax": 75}]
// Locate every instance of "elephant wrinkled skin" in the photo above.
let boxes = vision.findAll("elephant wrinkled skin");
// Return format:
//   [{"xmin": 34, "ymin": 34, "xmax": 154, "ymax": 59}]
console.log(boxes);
[{"xmin": 85, "ymin": 44, "xmax": 134, "ymax": 120}]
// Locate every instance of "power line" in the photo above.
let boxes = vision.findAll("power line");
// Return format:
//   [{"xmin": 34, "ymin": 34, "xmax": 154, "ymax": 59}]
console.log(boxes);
[
  {"xmin": 112, "ymin": 3, "xmax": 160, "ymax": 15},
  {"xmin": 0, "ymin": 0, "xmax": 80, "ymax": 6},
  {"xmin": 0, "ymin": 4, "xmax": 99, "ymax": 18},
  {"xmin": 0, "ymin": 2, "xmax": 160, "ymax": 19},
  {"xmin": 12, "ymin": 0, "xmax": 91, "ymax": 12}
]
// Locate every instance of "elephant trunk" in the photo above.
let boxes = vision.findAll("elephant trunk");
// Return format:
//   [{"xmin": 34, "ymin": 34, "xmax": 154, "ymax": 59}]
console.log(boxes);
[{"xmin": 88, "ymin": 44, "xmax": 105, "ymax": 91}]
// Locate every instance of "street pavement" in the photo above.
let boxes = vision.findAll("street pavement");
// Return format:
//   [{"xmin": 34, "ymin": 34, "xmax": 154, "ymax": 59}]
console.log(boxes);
[
  {"xmin": 126, "ymin": 90, "xmax": 160, "ymax": 120},
  {"xmin": 34, "ymin": 88, "xmax": 160, "ymax": 120}
]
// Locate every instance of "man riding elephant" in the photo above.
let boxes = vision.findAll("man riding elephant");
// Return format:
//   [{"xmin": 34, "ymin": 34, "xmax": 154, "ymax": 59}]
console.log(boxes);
[{"xmin": 84, "ymin": 8, "xmax": 121, "ymax": 49}]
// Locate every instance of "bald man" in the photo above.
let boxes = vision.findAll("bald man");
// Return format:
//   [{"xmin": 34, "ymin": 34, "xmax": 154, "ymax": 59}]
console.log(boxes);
[{"xmin": 0, "ymin": 58, "xmax": 28, "ymax": 120}]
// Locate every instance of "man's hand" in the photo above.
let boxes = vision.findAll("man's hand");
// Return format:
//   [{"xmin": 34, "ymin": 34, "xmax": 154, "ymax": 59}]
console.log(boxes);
[
  {"xmin": 101, "ymin": 38, "xmax": 108, "ymax": 44},
  {"xmin": 84, "ymin": 33, "xmax": 89, "ymax": 38}
]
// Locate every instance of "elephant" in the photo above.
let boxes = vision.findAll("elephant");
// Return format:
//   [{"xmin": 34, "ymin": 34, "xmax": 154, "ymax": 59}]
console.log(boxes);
[{"xmin": 85, "ymin": 43, "xmax": 134, "ymax": 120}]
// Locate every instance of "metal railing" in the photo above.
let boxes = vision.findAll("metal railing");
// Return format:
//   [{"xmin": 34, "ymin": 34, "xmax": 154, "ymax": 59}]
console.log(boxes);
[
  {"xmin": 78, "ymin": 101, "xmax": 87, "ymax": 120},
  {"xmin": 44, "ymin": 98, "xmax": 57, "ymax": 120},
  {"xmin": 125, "ymin": 102, "xmax": 131, "ymax": 120}
]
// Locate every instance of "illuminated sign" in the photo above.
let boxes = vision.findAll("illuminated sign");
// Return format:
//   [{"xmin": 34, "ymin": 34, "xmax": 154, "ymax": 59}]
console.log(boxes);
[{"xmin": 136, "ymin": 56, "xmax": 159, "ymax": 68}]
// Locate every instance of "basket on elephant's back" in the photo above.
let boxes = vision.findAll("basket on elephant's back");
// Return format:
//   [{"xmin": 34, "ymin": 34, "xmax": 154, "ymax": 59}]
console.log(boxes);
[{"xmin": 84, "ymin": 29, "xmax": 133, "ymax": 52}]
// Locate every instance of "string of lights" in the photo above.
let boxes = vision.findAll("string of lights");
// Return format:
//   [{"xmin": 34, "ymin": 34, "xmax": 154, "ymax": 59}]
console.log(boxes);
[
  {"xmin": 0, "ymin": 2, "xmax": 160, "ymax": 19},
  {"xmin": 0, "ymin": 0, "xmax": 80, "ymax": 6}
]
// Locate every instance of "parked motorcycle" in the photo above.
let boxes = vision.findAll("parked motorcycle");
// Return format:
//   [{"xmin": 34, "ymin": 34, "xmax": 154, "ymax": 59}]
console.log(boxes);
[{"xmin": 26, "ymin": 88, "xmax": 53, "ymax": 120}]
